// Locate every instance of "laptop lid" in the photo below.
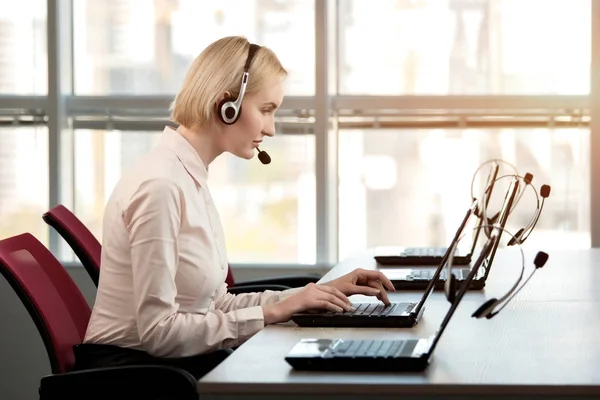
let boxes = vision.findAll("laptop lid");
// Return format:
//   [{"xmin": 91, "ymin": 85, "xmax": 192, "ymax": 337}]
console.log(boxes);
[
  {"xmin": 424, "ymin": 231, "xmax": 498, "ymax": 358},
  {"xmin": 468, "ymin": 162, "xmax": 500, "ymax": 256},
  {"xmin": 411, "ymin": 199, "xmax": 478, "ymax": 315},
  {"xmin": 480, "ymin": 176, "xmax": 520, "ymax": 281}
]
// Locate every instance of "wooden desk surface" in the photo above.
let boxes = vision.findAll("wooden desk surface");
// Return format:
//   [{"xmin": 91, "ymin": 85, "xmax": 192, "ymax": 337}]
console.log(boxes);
[
  {"xmin": 332, "ymin": 248, "xmax": 600, "ymax": 302},
  {"xmin": 198, "ymin": 249, "xmax": 600, "ymax": 399}
]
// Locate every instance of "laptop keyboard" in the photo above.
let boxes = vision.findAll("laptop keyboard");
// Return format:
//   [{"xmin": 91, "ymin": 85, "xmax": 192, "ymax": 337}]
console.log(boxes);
[
  {"xmin": 340, "ymin": 302, "xmax": 416, "ymax": 317},
  {"xmin": 329, "ymin": 339, "xmax": 419, "ymax": 358},
  {"xmin": 401, "ymin": 246, "xmax": 448, "ymax": 256},
  {"xmin": 410, "ymin": 269, "xmax": 443, "ymax": 280},
  {"xmin": 409, "ymin": 267, "xmax": 483, "ymax": 280}
]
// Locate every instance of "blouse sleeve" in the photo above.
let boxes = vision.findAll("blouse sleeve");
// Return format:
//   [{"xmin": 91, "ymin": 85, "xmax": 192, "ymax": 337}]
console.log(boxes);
[{"xmin": 213, "ymin": 285, "xmax": 302, "ymax": 313}]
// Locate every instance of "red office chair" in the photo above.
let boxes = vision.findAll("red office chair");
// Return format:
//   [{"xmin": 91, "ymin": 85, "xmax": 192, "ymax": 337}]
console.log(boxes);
[
  {"xmin": 44, "ymin": 204, "xmax": 321, "ymax": 293},
  {"xmin": 0, "ymin": 233, "xmax": 197, "ymax": 400},
  {"xmin": 43, "ymin": 205, "xmax": 101, "ymax": 287}
]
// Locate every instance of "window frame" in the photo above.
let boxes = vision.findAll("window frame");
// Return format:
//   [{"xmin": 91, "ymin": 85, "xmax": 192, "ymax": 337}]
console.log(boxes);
[{"xmin": 0, "ymin": 0, "xmax": 599, "ymax": 267}]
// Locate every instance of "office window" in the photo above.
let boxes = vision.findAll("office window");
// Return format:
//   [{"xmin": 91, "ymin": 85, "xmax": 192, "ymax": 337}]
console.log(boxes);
[
  {"xmin": 73, "ymin": 0, "xmax": 315, "ymax": 95},
  {"xmin": 73, "ymin": 129, "xmax": 316, "ymax": 264},
  {"xmin": 338, "ymin": 0, "xmax": 590, "ymax": 95},
  {"xmin": 0, "ymin": 0, "xmax": 47, "ymax": 94},
  {"xmin": 338, "ymin": 127, "xmax": 589, "ymax": 260},
  {"xmin": 0, "ymin": 127, "xmax": 49, "ymax": 244}
]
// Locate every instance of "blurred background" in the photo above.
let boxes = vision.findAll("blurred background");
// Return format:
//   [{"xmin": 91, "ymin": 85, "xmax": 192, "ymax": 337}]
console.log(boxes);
[{"xmin": 0, "ymin": 0, "xmax": 593, "ymax": 267}]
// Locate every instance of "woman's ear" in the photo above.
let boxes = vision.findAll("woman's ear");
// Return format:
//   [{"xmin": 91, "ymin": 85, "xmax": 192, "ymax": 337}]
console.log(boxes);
[{"xmin": 215, "ymin": 91, "xmax": 234, "ymax": 117}]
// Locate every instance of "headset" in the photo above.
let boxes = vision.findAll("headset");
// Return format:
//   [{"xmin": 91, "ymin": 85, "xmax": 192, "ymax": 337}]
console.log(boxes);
[
  {"xmin": 507, "ymin": 184, "xmax": 551, "ymax": 246},
  {"xmin": 478, "ymin": 173, "xmax": 534, "ymax": 239},
  {"xmin": 217, "ymin": 43, "xmax": 260, "ymax": 125},
  {"xmin": 469, "ymin": 172, "xmax": 550, "ymax": 285},
  {"xmin": 217, "ymin": 42, "xmax": 271, "ymax": 165},
  {"xmin": 470, "ymin": 159, "xmax": 519, "ymax": 205},
  {"xmin": 474, "ymin": 165, "xmax": 552, "ymax": 243},
  {"xmin": 444, "ymin": 224, "xmax": 549, "ymax": 319}
]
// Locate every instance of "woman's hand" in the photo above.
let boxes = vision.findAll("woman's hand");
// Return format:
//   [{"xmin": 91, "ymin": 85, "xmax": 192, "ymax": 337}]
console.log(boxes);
[
  {"xmin": 262, "ymin": 283, "xmax": 353, "ymax": 325},
  {"xmin": 322, "ymin": 268, "xmax": 396, "ymax": 306}
]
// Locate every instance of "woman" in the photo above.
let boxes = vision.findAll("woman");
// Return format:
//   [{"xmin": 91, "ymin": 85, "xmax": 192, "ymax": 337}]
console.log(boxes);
[{"xmin": 75, "ymin": 36, "xmax": 394, "ymax": 379}]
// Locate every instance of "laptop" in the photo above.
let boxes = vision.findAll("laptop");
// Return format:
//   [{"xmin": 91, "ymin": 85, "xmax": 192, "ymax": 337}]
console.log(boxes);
[
  {"xmin": 285, "ymin": 230, "xmax": 498, "ymax": 372},
  {"xmin": 291, "ymin": 200, "xmax": 478, "ymax": 329},
  {"xmin": 373, "ymin": 163, "xmax": 500, "ymax": 268},
  {"xmin": 380, "ymin": 264, "xmax": 486, "ymax": 291},
  {"xmin": 383, "ymin": 166, "xmax": 523, "ymax": 291}
]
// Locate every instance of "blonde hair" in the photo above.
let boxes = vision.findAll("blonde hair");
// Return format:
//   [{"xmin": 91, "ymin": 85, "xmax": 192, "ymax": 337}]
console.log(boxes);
[{"xmin": 170, "ymin": 36, "xmax": 287, "ymax": 130}]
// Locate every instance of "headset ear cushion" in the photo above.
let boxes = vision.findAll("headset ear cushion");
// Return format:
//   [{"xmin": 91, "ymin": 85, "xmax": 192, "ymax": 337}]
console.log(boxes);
[
  {"xmin": 471, "ymin": 298, "xmax": 498, "ymax": 319},
  {"xmin": 507, "ymin": 228, "xmax": 525, "ymax": 246},
  {"xmin": 218, "ymin": 97, "xmax": 239, "ymax": 124}
]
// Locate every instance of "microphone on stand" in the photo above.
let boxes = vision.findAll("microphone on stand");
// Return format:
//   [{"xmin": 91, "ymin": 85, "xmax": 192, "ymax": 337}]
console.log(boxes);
[{"xmin": 257, "ymin": 147, "xmax": 271, "ymax": 165}]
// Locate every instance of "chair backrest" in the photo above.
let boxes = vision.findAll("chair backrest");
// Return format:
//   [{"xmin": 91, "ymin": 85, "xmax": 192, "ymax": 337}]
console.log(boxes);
[
  {"xmin": 43, "ymin": 205, "xmax": 240, "ymax": 289},
  {"xmin": 0, "ymin": 233, "xmax": 91, "ymax": 374},
  {"xmin": 43, "ymin": 204, "xmax": 101, "ymax": 287}
]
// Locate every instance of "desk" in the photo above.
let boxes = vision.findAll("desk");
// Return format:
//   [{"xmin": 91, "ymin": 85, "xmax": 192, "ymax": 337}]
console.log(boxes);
[
  {"xmin": 330, "ymin": 248, "xmax": 600, "ymax": 302},
  {"xmin": 198, "ymin": 250, "xmax": 600, "ymax": 400}
]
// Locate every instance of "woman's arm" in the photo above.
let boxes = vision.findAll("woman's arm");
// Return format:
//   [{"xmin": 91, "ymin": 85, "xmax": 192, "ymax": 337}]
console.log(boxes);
[
  {"xmin": 212, "ymin": 285, "xmax": 302, "ymax": 313},
  {"xmin": 124, "ymin": 178, "xmax": 265, "ymax": 358}
]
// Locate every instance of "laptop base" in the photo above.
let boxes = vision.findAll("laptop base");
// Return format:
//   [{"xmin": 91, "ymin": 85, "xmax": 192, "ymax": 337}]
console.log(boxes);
[
  {"xmin": 375, "ymin": 254, "xmax": 471, "ymax": 266},
  {"xmin": 285, "ymin": 338, "xmax": 431, "ymax": 372},
  {"xmin": 292, "ymin": 313, "xmax": 421, "ymax": 328},
  {"xmin": 392, "ymin": 277, "xmax": 486, "ymax": 291},
  {"xmin": 381, "ymin": 268, "xmax": 486, "ymax": 291},
  {"xmin": 374, "ymin": 246, "xmax": 471, "ymax": 266},
  {"xmin": 291, "ymin": 302, "xmax": 424, "ymax": 328}
]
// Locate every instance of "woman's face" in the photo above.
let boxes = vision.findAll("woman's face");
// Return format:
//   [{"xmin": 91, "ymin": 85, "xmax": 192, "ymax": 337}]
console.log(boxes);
[{"xmin": 219, "ymin": 76, "xmax": 284, "ymax": 160}]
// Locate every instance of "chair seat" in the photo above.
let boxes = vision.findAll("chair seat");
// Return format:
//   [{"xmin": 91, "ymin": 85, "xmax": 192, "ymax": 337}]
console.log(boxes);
[{"xmin": 39, "ymin": 365, "xmax": 197, "ymax": 400}]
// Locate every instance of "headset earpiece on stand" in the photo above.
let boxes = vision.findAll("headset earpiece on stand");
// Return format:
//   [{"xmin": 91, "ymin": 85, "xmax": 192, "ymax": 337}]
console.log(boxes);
[
  {"xmin": 471, "ymin": 249, "xmax": 548, "ymax": 319},
  {"xmin": 507, "ymin": 184, "xmax": 552, "ymax": 246},
  {"xmin": 444, "ymin": 223, "xmax": 549, "ymax": 319},
  {"xmin": 217, "ymin": 42, "xmax": 272, "ymax": 165},
  {"xmin": 470, "ymin": 159, "xmax": 533, "ymax": 227},
  {"xmin": 478, "ymin": 173, "xmax": 537, "ymax": 240},
  {"xmin": 470, "ymin": 159, "xmax": 519, "ymax": 211}
]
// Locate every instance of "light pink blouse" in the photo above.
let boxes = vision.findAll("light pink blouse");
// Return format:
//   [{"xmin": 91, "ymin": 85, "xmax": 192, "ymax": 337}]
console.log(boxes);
[{"xmin": 84, "ymin": 126, "xmax": 296, "ymax": 358}]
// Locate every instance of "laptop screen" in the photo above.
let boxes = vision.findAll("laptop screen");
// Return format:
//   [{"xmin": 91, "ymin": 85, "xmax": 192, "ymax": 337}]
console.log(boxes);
[
  {"xmin": 413, "ymin": 174, "xmax": 519, "ymax": 315},
  {"xmin": 412, "ymin": 199, "xmax": 478, "ymax": 313},
  {"xmin": 425, "ymin": 231, "xmax": 497, "ymax": 357},
  {"xmin": 469, "ymin": 163, "xmax": 499, "ymax": 256},
  {"xmin": 422, "ymin": 178, "xmax": 520, "ymax": 357}
]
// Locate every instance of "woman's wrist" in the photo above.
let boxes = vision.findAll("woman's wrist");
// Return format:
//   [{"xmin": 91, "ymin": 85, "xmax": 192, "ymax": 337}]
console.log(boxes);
[
  {"xmin": 262, "ymin": 299, "xmax": 296, "ymax": 325},
  {"xmin": 262, "ymin": 303, "xmax": 282, "ymax": 325}
]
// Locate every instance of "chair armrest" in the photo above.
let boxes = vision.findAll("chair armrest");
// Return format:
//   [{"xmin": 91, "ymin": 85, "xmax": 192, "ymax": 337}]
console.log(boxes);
[
  {"xmin": 39, "ymin": 365, "xmax": 197, "ymax": 400},
  {"xmin": 237, "ymin": 275, "xmax": 322, "ymax": 288},
  {"xmin": 227, "ymin": 284, "xmax": 291, "ymax": 294}
]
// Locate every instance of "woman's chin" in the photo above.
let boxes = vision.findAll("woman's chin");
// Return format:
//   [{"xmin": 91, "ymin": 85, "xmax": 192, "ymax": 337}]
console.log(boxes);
[{"xmin": 236, "ymin": 149, "xmax": 255, "ymax": 160}]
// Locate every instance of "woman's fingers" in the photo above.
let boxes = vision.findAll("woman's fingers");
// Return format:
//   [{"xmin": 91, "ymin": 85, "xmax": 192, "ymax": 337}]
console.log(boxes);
[
  {"xmin": 356, "ymin": 269, "xmax": 395, "ymax": 292},
  {"xmin": 374, "ymin": 281, "xmax": 391, "ymax": 306},
  {"xmin": 347, "ymin": 284, "xmax": 381, "ymax": 296},
  {"xmin": 377, "ymin": 273, "xmax": 396, "ymax": 292},
  {"xmin": 316, "ymin": 287, "xmax": 353, "ymax": 311},
  {"xmin": 317, "ymin": 284, "xmax": 352, "ymax": 306},
  {"xmin": 315, "ymin": 300, "xmax": 344, "ymax": 313}
]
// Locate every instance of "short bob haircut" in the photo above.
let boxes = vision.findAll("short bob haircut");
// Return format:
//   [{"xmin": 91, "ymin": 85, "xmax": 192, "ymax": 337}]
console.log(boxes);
[{"xmin": 171, "ymin": 36, "xmax": 287, "ymax": 131}]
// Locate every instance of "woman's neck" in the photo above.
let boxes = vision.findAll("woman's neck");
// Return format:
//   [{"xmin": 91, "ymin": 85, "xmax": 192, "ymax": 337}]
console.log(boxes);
[{"xmin": 175, "ymin": 124, "xmax": 223, "ymax": 169}]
